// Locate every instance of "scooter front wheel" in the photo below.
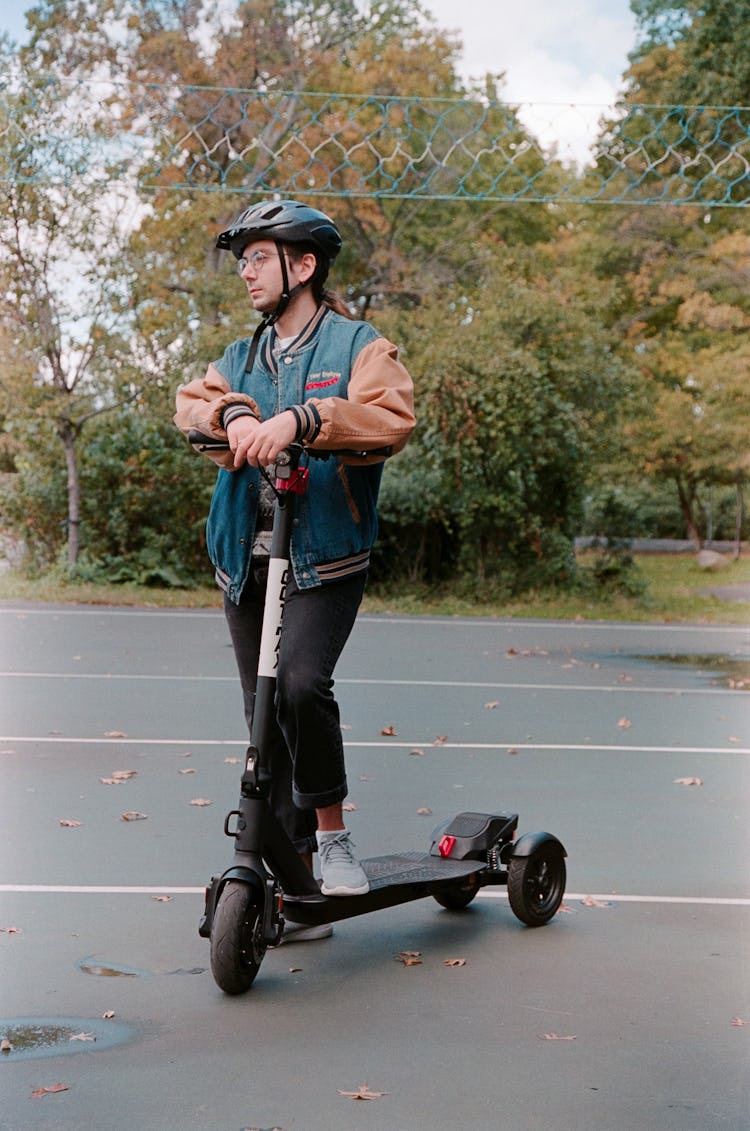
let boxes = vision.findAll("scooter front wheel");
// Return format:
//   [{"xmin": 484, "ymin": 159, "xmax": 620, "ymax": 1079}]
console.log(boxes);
[{"xmin": 210, "ymin": 879, "xmax": 266, "ymax": 995}]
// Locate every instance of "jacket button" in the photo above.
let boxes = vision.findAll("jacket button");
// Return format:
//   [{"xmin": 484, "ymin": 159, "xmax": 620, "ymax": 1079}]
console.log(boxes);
[
  {"xmin": 284, "ymin": 356, "xmax": 293, "ymax": 365},
  {"xmin": 239, "ymin": 538, "xmax": 245, "ymax": 545}
]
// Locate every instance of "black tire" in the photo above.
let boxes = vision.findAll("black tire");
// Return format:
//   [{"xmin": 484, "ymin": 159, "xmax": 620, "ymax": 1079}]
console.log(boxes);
[
  {"xmin": 433, "ymin": 873, "xmax": 481, "ymax": 911},
  {"xmin": 507, "ymin": 847, "xmax": 566, "ymax": 927},
  {"xmin": 210, "ymin": 879, "xmax": 265, "ymax": 995}
]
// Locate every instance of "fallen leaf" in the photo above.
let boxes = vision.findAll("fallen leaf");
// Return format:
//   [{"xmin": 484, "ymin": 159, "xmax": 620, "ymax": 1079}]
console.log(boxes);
[
  {"xmin": 616, "ymin": 718, "xmax": 632, "ymax": 729},
  {"xmin": 288, "ymin": 967, "xmax": 302, "ymax": 974},
  {"xmin": 1, "ymin": 1038, "xmax": 12, "ymax": 1053},
  {"xmin": 731, "ymin": 1017, "xmax": 746, "ymax": 1027},
  {"xmin": 99, "ymin": 778, "xmax": 127, "ymax": 786},
  {"xmin": 444, "ymin": 958, "xmax": 466, "ymax": 967},
  {"xmin": 342, "ymin": 802, "xmax": 358, "ymax": 812},
  {"xmin": 507, "ymin": 747, "xmax": 519, "ymax": 755},
  {"xmin": 224, "ymin": 756, "xmax": 241, "ymax": 764},
  {"xmin": 1, "ymin": 926, "xmax": 22, "ymax": 933},
  {"xmin": 120, "ymin": 811, "xmax": 148, "ymax": 822},
  {"xmin": 69, "ymin": 1032, "xmax": 95, "ymax": 1042},
  {"xmin": 59, "ymin": 819, "xmax": 82, "ymax": 828},
  {"xmin": 540, "ymin": 1033, "xmax": 577, "ymax": 1041},
  {"xmin": 112, "ymin": 770, "xmax": 137, "ymax": 781},
  {"xmin": 674, "ymin": 777, "xmax": 704, "ymax": 786},
  {"xmin": 104, "ymin": 731, "xmax": 127, "ymax": 738},
  {"xmin": 1, "ymin": 748, "xmax": 16, "ymax": 755},
  {"xmin": 380, "ymin": 724, "xmax": 397, "ymax": 736},
  {"xmin": 189, "ymin": 798, "xmax": 212, "ymax": 807},
  {"xmin": 433, "ymin": 735, "xmax": 448, "ymax": 745},
  {"xmin": 178, "ymin": 768, "xmax": 196, "ymax": 775},
  {"xmin": 728, "ymin": 735, "xmax": 740, "ymax": 743},
  {"xmin": 31, "ymin": 1082, "xmax": 70, "ymax": 1098},
  {"xmin": 581, "ymin": 895, "xmax": 612, "ymax": 908},
  {"xmin": 484, "ymin": 701, "xmax": 499, "ymax": 709},
  {"xmin": 416, "ymin": 807, "xmax": 433, "ymax": 815},
  {"xmin": 151, "ymin": 895, "xmax": 172, "ymax": 903},
  {"xmin": 395, "ymin": 951, "xmax": 422, "ymax": 966},
  {"xmin": 409, "ymin": 748, "xmax": 425, "ymax": 756},
  {"xmin": 338, "ymin": 1083, "xmax": 387, "ymax": 1100},
  {"xmin": 102, "ymin": 1011, "xmax": 116, "ymax": 1020}
]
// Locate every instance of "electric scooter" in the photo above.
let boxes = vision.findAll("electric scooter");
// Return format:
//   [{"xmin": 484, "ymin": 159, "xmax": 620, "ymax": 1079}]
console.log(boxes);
[{"xmin": 189, "ymin": 433, "xmax": 567, "ymax": 995}]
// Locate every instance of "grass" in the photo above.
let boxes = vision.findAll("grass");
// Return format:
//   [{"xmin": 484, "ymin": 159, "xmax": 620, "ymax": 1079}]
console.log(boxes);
[{"xmin": 0, "ymin": 552, "xmax": 748, "ymax": 623}]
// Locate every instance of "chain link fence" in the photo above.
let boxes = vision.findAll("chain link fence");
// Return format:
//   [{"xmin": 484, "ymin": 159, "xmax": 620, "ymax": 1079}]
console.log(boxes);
[{"xmin": 2, "ymin": 77, "xmax": 749, "ymax": 206}]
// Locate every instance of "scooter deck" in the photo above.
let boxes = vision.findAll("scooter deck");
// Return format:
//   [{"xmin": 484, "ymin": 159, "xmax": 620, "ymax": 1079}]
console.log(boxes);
[
  {"xmin": 280, "ymin": 851, "xmax": 486, "ymax": 926},
  {"xmin": 363, "ymin": 852, "xmax": 482, "ymax": 888}
]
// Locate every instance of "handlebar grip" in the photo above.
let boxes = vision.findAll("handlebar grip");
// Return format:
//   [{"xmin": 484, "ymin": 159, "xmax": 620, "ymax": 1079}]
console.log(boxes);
[
  {"xmin": 187, "ymin": 429, "xmax": 229, "ymax": 451},
  {"xmin": 186, "ymin": 429, "xmax": 392, "ymax": 460}
]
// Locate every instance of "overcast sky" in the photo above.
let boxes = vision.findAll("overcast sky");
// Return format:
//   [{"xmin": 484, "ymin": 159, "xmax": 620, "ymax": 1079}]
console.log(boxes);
[{"xmin": 424, "ymin": 1, "xmax": 636, "ymax": 104}]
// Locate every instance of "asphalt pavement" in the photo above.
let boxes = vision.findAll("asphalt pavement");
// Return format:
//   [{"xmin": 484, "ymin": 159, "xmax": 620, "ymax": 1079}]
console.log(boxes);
[{"xmin": 1, "ymin": 604, "xmax": 748, "ymax": 1131}]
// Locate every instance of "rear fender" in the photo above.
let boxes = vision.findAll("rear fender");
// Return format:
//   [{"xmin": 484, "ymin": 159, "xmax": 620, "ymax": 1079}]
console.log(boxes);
[{"xmin": 510, "ymin": 831, "xmax": 566, "ymax": 859}]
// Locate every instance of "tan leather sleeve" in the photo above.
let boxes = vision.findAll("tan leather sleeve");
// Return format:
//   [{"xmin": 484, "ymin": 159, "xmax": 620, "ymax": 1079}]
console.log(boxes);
[
  {"xmin": 308, "ymin": 337, "xmax": 416, "ymax": 463},
  {"xmin": 173, "ymin": 363, "xmax": 261, "ymax": 470}
]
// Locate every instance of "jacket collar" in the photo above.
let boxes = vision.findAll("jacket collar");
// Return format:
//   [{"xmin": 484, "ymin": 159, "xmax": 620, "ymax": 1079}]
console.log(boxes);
[{"xmin": 260, "ymin": 303, "xmax": 329, "ymax": 375}]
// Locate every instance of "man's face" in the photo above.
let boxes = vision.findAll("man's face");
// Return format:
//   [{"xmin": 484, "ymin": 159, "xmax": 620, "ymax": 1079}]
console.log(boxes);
[{"xmin": 237, "ymin": 240, "xmax": 287, "ymax": 315}]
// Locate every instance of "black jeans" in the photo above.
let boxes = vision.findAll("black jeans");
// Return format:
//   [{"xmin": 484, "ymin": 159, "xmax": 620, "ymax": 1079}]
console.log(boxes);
[{"xmin": 223, "ymin": 569, "xmax": 367, "ymax": 855}]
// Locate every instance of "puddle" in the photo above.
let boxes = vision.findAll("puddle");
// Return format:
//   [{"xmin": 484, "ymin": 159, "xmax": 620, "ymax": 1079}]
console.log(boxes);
[
  {"xmin": 633, "ymin": 653, "xmax": 750, "ymax": 688},
  {"xmin": 0, "ymin": 1017, "xmax": 134, "ymax": 1061},
  {"xmin": 77, "ymin": 956, "xmax": 148, "ymax": 978}
]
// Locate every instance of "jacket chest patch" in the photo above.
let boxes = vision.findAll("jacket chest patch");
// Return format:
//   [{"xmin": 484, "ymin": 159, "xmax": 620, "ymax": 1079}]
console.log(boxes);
[{"xmin": 306, "ymin": 372, "xmax": 341, "ymax": 391}]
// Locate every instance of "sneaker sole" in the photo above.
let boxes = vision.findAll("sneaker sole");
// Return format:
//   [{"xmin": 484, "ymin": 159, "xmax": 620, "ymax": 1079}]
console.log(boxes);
[{"xmin": 320, "ymin": 881, "xmax": 370, "ymax": 897}]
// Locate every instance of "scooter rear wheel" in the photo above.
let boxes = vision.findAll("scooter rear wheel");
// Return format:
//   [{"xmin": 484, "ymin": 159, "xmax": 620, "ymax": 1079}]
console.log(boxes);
[
  {"xmin": 210, "ymin": 879, "xmax": 265, "ymax": 995},
  {"xmin": 433, "ymin": 875, "xmax": 481, "ymax": 910},
  {"xmin": 507, "ymin": 846, "xmax": 566, "ymax": 927}
]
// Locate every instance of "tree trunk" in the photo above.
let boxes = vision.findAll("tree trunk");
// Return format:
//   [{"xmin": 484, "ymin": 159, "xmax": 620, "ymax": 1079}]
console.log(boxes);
[
  {"xmin": 674, "ymin": 473, "xmax": 702, "ymax": 551},
  {"xmin": 60, "ymin": 423, "xmax": 80, "ymax": 566},
  {"xmin": 735, "ymin": 482, "xmax": 744, "ymax": 560}
]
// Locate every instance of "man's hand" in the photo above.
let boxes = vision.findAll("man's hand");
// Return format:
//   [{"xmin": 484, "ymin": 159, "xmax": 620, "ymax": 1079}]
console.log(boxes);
[{"xmin": 227, "ymin": 411, "xmax": 298, "ymax": 469}]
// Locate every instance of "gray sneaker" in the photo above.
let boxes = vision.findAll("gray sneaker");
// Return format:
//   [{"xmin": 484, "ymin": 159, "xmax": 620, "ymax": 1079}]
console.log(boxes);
[{"xmin": 317, "ymin": 829, "xmax": 370, "ymax": 896}]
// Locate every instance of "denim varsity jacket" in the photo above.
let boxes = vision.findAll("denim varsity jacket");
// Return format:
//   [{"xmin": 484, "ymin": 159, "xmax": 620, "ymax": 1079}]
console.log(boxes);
[{"xmin": 174, "ymin": 305, "xmax": 415, "ymax": 602}]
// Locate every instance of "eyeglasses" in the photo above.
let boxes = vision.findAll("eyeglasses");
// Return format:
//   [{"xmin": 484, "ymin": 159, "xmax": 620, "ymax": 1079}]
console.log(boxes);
[{"xmin": 237, "ymin": 250, "xmax": 271, "ymax": 275}]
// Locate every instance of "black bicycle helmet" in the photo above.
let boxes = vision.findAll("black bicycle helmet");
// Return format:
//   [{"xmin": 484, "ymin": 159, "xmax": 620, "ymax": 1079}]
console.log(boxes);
[
  {"xmin": 217, "ymin": 200, "xmax": 343, "ymax": 369},
  {"xmin": 216, "ymin": 199, "xmax": 342, "ymax": 262}
]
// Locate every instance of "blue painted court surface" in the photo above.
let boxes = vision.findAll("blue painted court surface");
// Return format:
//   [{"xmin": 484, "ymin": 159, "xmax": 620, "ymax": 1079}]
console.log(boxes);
[{"xmin": 1, "ymin": 604, "xmax": 748, "ymax": 1130}]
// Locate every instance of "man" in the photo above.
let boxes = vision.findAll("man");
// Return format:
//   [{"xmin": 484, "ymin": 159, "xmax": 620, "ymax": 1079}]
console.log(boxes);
[{"xmin": 175, "ymin": 201, "xmax": 415, "ymax": 919}]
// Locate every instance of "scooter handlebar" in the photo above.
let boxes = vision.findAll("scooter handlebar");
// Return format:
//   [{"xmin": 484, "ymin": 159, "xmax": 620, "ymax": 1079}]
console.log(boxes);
[{"xmin": 186, "ymin": 429, "xmax": 392, "ymax": 461}]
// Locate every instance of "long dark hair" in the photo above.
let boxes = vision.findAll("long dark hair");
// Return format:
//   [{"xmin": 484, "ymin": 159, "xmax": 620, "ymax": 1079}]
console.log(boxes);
[{"xmin": 285, "ymin": 242, "xmax": 358, "ymax": 320}]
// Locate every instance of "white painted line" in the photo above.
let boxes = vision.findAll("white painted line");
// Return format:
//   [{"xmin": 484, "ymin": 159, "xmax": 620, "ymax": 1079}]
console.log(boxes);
[
  {"xmin": 1, "ymin": 735, "xmax": 748, "ymax": 754},
  {"xmin": 1, "ymin": 605, "xmax": 747, "ymax": 635},
  {"xmin": 477, "ymin": 891, "xmax": 750, "ymax": 907},
  {"xmin": 0, "ymin": 885, "xmax": 205, "ymax": 894},
  {"xmin": 1, "ymin": 671, "xmax": 746, "ymax": 696},
  {"xmin": 1, "ymin": 884, "xmax": 747, "ymax": 906}
]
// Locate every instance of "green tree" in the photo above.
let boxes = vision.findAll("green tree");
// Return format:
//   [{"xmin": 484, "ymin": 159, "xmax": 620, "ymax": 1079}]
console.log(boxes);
[
  {"xmin": 0, "ymin": 46, "xmax": 161, "ymax": 564},
  {"xmin": 373, "ymin": 247, "xmax": 628, "ymax": 591}
]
